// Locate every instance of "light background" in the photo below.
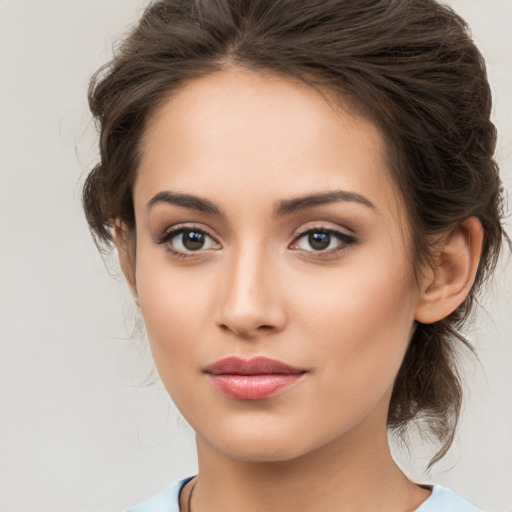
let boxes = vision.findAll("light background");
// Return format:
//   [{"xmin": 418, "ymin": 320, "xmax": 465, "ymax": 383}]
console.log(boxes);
[{"xmin": 0, "ymin": 0, "xmax": 510, "ymax": 511}]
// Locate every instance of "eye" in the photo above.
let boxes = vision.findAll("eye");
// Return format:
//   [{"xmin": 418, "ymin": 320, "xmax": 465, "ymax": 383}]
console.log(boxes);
[
  {"xmin": 157, "ymin": 227, "xmax": 220, "ymax": 255},
  {"xmin": 291, "ymin": 228, "xmax": 356, "ymax": 253}
]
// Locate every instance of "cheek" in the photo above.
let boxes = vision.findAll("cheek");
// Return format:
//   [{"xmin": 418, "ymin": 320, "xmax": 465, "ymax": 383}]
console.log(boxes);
[
  {"xmin": 134, "ymin": 254, "xmax": 216, "ymax": 385},
  {"xmin": 291, "ymin": 249, "xmax": 417, "ymax": 339},
  {"xmin": 288, "ymin": 249, "xmax": 418, "ymax": 408}
]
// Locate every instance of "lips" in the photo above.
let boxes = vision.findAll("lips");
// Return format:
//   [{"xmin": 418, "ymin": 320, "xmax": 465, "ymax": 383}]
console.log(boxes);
[{"xmin": 203, "ymin": 357, "xmax": 306, "ymax": 400}]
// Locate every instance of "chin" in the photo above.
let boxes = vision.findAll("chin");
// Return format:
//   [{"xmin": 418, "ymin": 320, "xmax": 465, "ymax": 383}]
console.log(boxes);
[
  {"xmin": 216, "ymin": 437, "xmax": 309, "ymax": 463},
  {"xmin": 197, "ymin": 418, "xmax": 337, "ymax": 464}
]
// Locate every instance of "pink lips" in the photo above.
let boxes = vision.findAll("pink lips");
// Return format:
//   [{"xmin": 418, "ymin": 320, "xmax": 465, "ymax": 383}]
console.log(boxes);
[{"xmin": 203, "ymin": 357, "xmax": 306, "ymax": 400}]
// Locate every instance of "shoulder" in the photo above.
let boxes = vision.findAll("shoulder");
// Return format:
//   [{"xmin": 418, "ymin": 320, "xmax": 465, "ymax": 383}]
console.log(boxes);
[
  {"xmin": 126, "ymin": 477, "xmax": 192, "ymax": 512},
  {"xmin": 414, "ymin": 485, "xmax": 483, "ymax": 512}
]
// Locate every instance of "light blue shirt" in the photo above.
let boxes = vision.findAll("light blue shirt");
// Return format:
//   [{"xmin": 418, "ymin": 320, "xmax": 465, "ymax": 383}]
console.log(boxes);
[{"xmin": 127, "ymin": 477, "xmax": 483, "ymax": 511}]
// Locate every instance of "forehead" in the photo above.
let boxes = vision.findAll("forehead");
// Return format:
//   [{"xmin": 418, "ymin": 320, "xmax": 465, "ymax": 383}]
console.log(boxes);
[{"xmin": 136, "ymin": 67, "xmax": 403, "ymax": 221}]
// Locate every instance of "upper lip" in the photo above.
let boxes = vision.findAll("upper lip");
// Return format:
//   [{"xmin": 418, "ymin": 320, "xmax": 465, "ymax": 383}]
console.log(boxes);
[{"xmin": 203, "ymin": 357, "xmax": 306, "ymax": 375}]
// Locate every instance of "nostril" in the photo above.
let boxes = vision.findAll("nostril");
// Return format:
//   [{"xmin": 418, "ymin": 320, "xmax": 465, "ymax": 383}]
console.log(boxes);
[{"xmin": 218, "ymin": 322, "xmax": 275, "ymax": 337}]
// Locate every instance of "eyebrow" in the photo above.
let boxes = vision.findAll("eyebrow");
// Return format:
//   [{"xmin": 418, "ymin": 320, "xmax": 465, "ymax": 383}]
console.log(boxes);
[
  {"xmin": 146, "ymin": 191, "xmax": 223, "ymax": 216},
  {"xmin": 146, "ymin": 189, "xmax": 376, "ymax": 217},
  {"xmin": 274, "ymin": 190, "xmax": 376, "ymax": 216}
]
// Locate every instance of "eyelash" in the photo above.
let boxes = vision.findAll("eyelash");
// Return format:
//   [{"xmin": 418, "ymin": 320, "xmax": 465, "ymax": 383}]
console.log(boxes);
[
  {"xmin": 155, "ymin": 225, "xmax": 357, "ymax": 259},
  {"xmin": 155, "ymin": 226, "xmax": 220, "ymax": 258},
  {"xmin": 290, "ymin": 226, "xmax": 357, "ymax": 257}
]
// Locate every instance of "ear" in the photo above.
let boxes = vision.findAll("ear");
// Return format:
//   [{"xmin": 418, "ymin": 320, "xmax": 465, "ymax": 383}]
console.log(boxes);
[
  {"xmin": 113, "ymin": 219, "xmax": 138, "ymax": 301},
  {"xmin": 415, "ymin": 217, "xmax": 484, "ymax": 324}
]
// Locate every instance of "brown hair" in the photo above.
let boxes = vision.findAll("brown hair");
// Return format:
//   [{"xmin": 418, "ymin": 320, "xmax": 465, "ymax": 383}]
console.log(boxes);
[{"xmin": 82, "ymin": 0, "xmax": 506, "ymax": 466}]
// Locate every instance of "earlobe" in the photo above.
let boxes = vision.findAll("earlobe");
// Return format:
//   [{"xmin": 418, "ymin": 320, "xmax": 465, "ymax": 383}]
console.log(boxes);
[
  {"xmin": 113, "ymin": 219, "xmax": 138, "ymax": 300},
  {"xmin": 415, "ymin": 217, "xmax": 483, "ymax": 324}
]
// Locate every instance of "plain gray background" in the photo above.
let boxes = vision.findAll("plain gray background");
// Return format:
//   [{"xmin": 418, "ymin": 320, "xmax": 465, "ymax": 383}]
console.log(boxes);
[{"xmin": 0, "ymin": 1, "xmax": 511, "ymax": 511}]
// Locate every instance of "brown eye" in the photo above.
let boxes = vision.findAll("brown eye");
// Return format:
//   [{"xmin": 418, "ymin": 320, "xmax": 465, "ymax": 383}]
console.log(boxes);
[
  {"xmin": 308, "ymin": 232, "xmax": 331, "ymax": 250},
  {"xmin": 157, "ymin": 227, "xmax": 219, "ymax": 255},
  {"xmin": 181, "ymin": 230, "xmax": 206, "ymax": 251},
  {"xmin": 292, "ymin": 228, "xmax": 356, "ymax": 254}
]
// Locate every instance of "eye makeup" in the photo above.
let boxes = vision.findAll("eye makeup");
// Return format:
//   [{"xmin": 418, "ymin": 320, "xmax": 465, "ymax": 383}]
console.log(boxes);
[
  {"xmin": 153, "ymin": 224, "xmax": 221, "ymax": 259},
  {"xmin": 290, "ymin": 227, "xmax": 357, "ymax": 254},
  {"xmin": 153, "ymin": 221, "xmax": 358, "ymax": 261}
]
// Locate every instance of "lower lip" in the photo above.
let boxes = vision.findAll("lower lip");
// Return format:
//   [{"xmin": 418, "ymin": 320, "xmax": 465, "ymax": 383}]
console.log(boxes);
[{"xmin": 208, "ymin": 374, "xmax": 304, "ymax": 400}]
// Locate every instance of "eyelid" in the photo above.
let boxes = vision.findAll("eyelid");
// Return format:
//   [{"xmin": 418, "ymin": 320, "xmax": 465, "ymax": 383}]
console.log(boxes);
[
  {"xmin": 153, "ymin": 222, "xmax": 356, "ymax": 258},
  {"xmin": 289, "ymin": 224, "xmax": 357, "ymax": 254},
  {"xmin": 291, "ymin": 222, "xmax": 356, "ymax": 240},
  {"xmin": 154, "ymin": 223, "xmax": 221, "ymax": 256},
  {"xmin": 154, "ymin": 221, "xmax": 216, "ymax": 240}
]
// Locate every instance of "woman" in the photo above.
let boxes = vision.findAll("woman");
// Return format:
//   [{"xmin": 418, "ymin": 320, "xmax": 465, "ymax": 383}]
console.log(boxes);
[{"xmin": 82, "ymin": 0, "xmax": 506, "ymax": 510}]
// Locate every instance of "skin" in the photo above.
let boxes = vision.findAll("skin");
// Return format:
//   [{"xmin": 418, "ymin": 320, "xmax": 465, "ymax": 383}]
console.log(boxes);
[{"xmin": 116, "ymin": 67, "xmax": 483, "ymax": 512}]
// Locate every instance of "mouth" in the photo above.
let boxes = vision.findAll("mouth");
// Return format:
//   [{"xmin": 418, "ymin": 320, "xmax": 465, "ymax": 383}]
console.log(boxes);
[{"xmin": 203, "ymin": 356, "xmax": 307, "ymax": 400}]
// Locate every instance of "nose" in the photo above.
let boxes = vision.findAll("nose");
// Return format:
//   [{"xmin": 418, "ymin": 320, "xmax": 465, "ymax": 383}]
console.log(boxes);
[{"xmin": 215, "ymin": 246, "xmax": 287, "ymax": 339}]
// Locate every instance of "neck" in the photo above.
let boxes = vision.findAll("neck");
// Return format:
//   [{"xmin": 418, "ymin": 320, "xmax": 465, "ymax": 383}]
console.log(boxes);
[{"xmin": 189, "ymin": 409, "xmax": 430, "ymax": 512}]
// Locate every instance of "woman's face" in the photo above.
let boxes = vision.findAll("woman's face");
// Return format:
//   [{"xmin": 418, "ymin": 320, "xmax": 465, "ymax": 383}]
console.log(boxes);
[{"xmin": 130, "ymin": 67, "xmax": 422, "ymax": 462}]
